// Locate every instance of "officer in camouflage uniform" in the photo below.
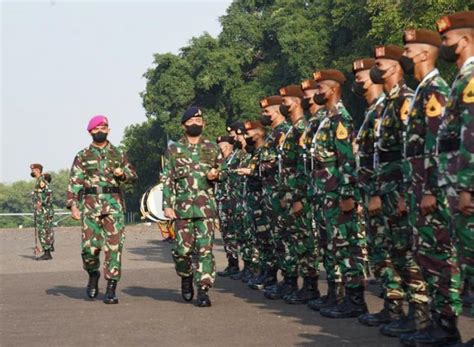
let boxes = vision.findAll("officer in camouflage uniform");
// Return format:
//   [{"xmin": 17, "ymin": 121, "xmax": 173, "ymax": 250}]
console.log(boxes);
[
  {"xmin": 309, "ymin": 69, "xmax": 368, "ymax": 319},
  {"xmin": 250, "ymin": 96, "xmax": 290, "ymax": 291},
  {"xmin": 67, "ymin": 115, "xmax": 137, "ymax": 304},
  {"xmin": 30, "ymin": 163, "xmax": 55, "ymax": 260},
  {"xmin": 162, "ymin": 107, "xmax": 223, "ymax": 307}
]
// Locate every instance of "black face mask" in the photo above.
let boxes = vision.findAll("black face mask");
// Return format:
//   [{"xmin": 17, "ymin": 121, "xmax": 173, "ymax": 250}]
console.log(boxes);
[
  {"xmin": 313, "ymin": 93, "xmax": 327, "ymax": 106},
  {"xmin": 279, "ymin": 104, "xmax": 290, "ymax": 117},
  {"xmin": 399, "ymin": 55, "xmax": 415, "ymax": 75},
  {"xmin": 352, "ymin": 81, "xmax": 366, "ymax": 98},
  {"xmin": 260, "ymin": 115, "xmax": 272, "ymax": 126},
  {"xmin": 30, "ymin": 172, "xmax": 36, "ymax": 178},
  {"xmin": 185, "ymin": 124, "xmax": 203, "ymax": 137},
  {"xmin": 245, "ymin": 136, "xmax": 256, "ymax": 146},
  {"xmin": 245, "ymin": 144, "xmax": 255, "ymax": 153},
  {"xmin": 92, "ymin": 131, "xmax": 108, "ymax": 143},
  {"xmin": 301, "ymin": 97, "xmax": 312, "ymax": 110},
  {"xmin": 439, "ymin": 42, "xmax": 459, "ymax": 63},
  {"xmin": 369, "ymin": 66, "xmax": 385, "ymax": 84},
  {"xmin": 234, "ymin": 140, "xmax": 243, "ymax": 150}
]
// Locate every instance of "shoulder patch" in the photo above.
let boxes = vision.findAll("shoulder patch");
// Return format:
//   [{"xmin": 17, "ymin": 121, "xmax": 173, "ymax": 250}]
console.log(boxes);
[
  {"xmin": 400, "ymin": 98, "xmax": 410, "ymax": 121},
  {"xmin": 462, "ymin": 78, "xmax": 474, "ymax": 104},
  {"xmin": 425, "ymin": 93, "xmax": 442, "ymax": 117},
  {"xmin": 336, "ymin": 121, "xmax": 348, "ymax": 140}
]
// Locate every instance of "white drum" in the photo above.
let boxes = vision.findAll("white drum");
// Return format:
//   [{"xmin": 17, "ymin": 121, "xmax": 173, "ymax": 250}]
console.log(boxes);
[{"xmin": 140, "ymin": 183, "xmax": 169, "ymax": 222}]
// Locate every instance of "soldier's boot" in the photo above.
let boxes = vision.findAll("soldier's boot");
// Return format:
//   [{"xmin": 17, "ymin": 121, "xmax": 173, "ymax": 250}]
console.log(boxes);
[
  {"xmin": 249, "ymin": 267, "xmax": 278, "ymax": 290},
  {"xmin": 263, "ymin": 276, "xmax": 298, "ymax": 300},
  {"xmin": 37, "ymin": 250, "xmax": 52, "ymax": 261},
  {"xmin": 242, "ymin": 265, "xmax": 259, "ymax": 284},
  {"xmin": 181, "ymin": 275, "xmax": 194, "ymax": 302},
  {"xmin": 358, "ymin": 299, "xmax": 403, "ymax": 327},
  {"xmin": 320, "ymin": 286, "xmax": 368, "ymax": 318},
  {"xmin": 103, "ymin": 280, "xmax": 118, "ymax": 304},
  {"xmin": 86, "ymin": 270, "xmax": 100, "ymax": 299},
  {"xmin": 230, "ymin": 262, "xmax": 251, "ymax": 280},
  {"xmin": 217, "ymin": 257, "xmax": 239, "ymax": 277},
  {"xmin": 385, "ymin": 302, "xmax": 430, "ymax": 341},
  {"xmin": 285, "ymin": 276, "xmax": 321, "ymax": 304},
  {"xmin": 462, "ymin": 278, "xmax": 473, "ymax": 308},
  {"xmin": 409, "ymin": 312, "xmax": 461, "ymax": 346},
  {"xmin": 196, "ymin": 286, "xmax": 211, "ymax": 308},
  {"xmin": 307, "ymin": 281, "xmax": 343, "ymax": 311},
  {"xmin": 50, "ymin": 244, "xmax": 55, "ymax": 252}
]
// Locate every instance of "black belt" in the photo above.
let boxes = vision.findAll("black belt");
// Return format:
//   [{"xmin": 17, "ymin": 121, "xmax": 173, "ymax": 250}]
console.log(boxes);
[
  {"xmin": 439, "ymin": 138, "xmax": 460, "ymax": 153},
  {"xmin": 379, "ymin": 150, "xmax": 402, "ymax": 163},
  {"xmin": 84, "ymin": 187, "xmax": 121, "ymax": 194},
  {"xmin": 359, "ymin": 156, "xmax": 373, "ymax": 169},
  {"xmin": 405, "ymin": 147, "xmax": 424, "ymax": 158}
]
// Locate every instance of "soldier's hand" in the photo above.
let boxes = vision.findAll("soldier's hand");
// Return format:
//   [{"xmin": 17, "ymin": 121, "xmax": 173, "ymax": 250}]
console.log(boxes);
[
  {"xmin": 397, "ymin": 195, "xmax": 408, "ymax": 216},
  {"xmin": 71, "ymin": 205, "xmax": 81, "ymax": 221},
  {"xmin": 458, "ymin": 191, "xmax": 474, "ymax": 216},
  {"xmin": 235, "ymin": 168, "xmax": 251, "ymax": 176},
  {"xmin": 292, "ymin": 201, "xmax": 303, "ymax": 215},
  {"xmin": 113, "ymin": 167, "xmax": 124, "ymax": 177},
  {"xmin": 368, "ymin": 196, "xmax": 382, "ymax": 216},
  {"xmin": 421, "ymin": 194, "xmax": 437, "ymax": 216},
  {"xmin": 164, "ymin": 208, "xmax": 177, "ymax": 219},
  {"xmin": 36, "ymin": 201, "xmax": 42, "ymax": 209},
  {"xmin": 339, "ymin": 198, "xmax": 355, "ymax": 212},
  {"xmin": 207, "ymin": 168, "xmax": 219, "ymax": 181}
]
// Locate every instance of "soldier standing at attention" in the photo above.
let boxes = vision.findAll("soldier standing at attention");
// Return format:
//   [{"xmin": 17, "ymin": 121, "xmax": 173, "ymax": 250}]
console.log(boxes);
[
  {"xmin": 30, "ymin": 163, "xmax": 55, "ymax": 260},
  {"xmin": 162, "ymin": 107, "xmax": 223, "ymax": 307},
  {"xmin": 67, "ymin": 115, "xmax": 137, "ymax": 304}
]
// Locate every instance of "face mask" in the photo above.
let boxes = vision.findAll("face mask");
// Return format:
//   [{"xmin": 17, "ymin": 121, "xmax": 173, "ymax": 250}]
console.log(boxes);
[
  {"xmin": 369, "ymin": 66, "xmax": 386, "ymax": 84},
  {"xmin": 279, "ymin": 104, "xmax": 290, "ymax": 117},
  {"xmin": 399, "ymin": 55, "xmax": 415, "ymax": 75},
  {"xmin": 245, "ymin": 144, "xmax": 255, "ymax": 153},
  {"xmin": 245, "ymin": 136, "xmax": 256, "ymax": 146},
  {"xmin": 352, "ymin": 81, "xmax": 366, "ymax": 98},
  {"xmin": 185, "ymin": 124, "xmax": 203, "ymax": 137},
  {"xmin": 313, "ymin": 92, "xmax": 328, "ymax": 106},
  {"xmin": 260, "ymin": 115, "xmax": 272, "ymax": 126},
  {"xmin": 30, "ymin": 172, "xmax": 36, "ymax": 178},
  {"xmin": 92, "ymin": 131, "xmax": 108, "ymax": 143},
  {"xmin": 439, "ymin": 42, "xmax": 459, "ymax": 63},
  {"xmin": 234, "ymin": 140, "xmax": 243, "ymax": 150},
  {"xmin": 301, "ymin": 97, "xmax": 312, "ymax": 110}
]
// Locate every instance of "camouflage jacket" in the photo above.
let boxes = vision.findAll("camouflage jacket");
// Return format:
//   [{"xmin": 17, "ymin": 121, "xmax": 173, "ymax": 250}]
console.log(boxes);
[
  {"xmin": 355, "ymin": 92, "xmax": 386, "ymax": 196},
  {"xmin": 374, "ymin": 81, "xmax": 414, "ymax": 195},
  {"xmin": 162, "ymin": 137, "xmax": 223, "ymax": 219},
  {"xmin": 215, "ymin": 153, "xmax": 234, "ymax": 212},
  {"xmin": 66, "ymin": 142, "xmax": 137, "ymax": 216},
  {"xmin": 312, "ymin": 100, "xmax": 357, "ymax": 199},
  {"xmin": 32, "ymin": 175, "xmax": 53, "ymax": 214},
  {"xmin": 437, "ymin": 57, "xmax": 474, "ymax": 192},
  {"xmin": 402, "ymin": 69, "xmax": 449, "ymax": 195}
]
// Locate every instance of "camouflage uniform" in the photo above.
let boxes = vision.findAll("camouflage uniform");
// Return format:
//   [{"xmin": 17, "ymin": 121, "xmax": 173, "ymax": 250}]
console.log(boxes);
[
  {"xmin": 162, "ymin": 137, "xmax": 223, "ymax": 288},
  {"xmin": 67, "ymin": 142, "xmax": 137, "ymax": 281},
  {"xmin": 32, "ymin": 175, "xmax": 54, "ymax": 251},
  {"xmin": 434, "ymin": 58, "xmax": 474, "ymax": 316}
]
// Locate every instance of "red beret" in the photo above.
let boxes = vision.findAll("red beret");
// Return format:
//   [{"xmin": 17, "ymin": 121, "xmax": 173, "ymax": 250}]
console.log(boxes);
[
  {"xmin": 301, "ymin": 79, "xmax": 318, "ymax": 90},
  {"xmin": 373, "ymin": 44, "xmax": 404, "ymax": 61},
  {"xmin": 30, "ymin": 163, "xmax": 43, "ymax": 171},
  {"xmin": 352, "ymin": 58, "xmax": 376, "ymax": 74},
  {"xmin": 260, "ymin": 96, "xmax": 282, "ymax": 108},
  {"xmin": 279, "ymin": 85, "xmax": 305, "ymax": 98},
  {"xmin": 403, "ymin": 29, "xmax": 441, "ymax": 47},
  {"xmin": 436, "ymin": 11, "xmax": 474, "ymax": 34},
  {"xmin": 244, "ymin": 120, "xmax": 264, "ymax": 130},
  {"xmin": 313, "ymin": 69, "xmax": 346, "ymax": 85}
]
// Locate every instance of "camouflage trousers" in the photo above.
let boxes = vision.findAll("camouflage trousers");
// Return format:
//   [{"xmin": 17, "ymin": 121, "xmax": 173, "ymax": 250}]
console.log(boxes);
[
  {"xmin": 241, "ymin": 200, "xmax": 260, "ymax": 269},
  {"xmin": 261, "ymin": 186, "xmax": 280, "ymax": 271},
  {"xmin": 81, "ymin": 213, "xmax": 125, "ymax": 281},
  {"xmin": 35, "ymin": 210, "xmax": 54, "ymax": 251},
  {"xmin": 322, "ymin": 192, "xmax": 366, "ymax": 289},
  {"xmin": 172, "ymin": 218, "xmax": 218, "ymax": 288},
  {"xmin": 247, "ymin": 189, "xmax": 273, "ymax": 270},
  {"xmin": 218, "ymin": 203, "xmax": 239, "ymax": 262},
  {"xmin": 377, "ymin": 190, "xmax": 428, "ymax": 304}
]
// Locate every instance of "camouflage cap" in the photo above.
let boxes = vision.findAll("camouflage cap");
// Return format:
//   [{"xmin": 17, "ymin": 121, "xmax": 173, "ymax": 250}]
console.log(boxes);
[
  {"xmin": 301, "ymin": 79, "xmax": 318, "ymax": 91},
  {"xmin": 352, "ymin": 58, "xmax": 376, "ymax": 74},
  {"xmin": 313, "ymin": 69, "xmax": 347, "ymax": 85},
  {"xmin": 436, "ymin": 11, "xmax": 474, "ymax": 34},
  {"xmin": 373, "ymin": 44, "xmax": 404, "ymax": 61},
  {"xmin": 30, "ymin": 163, "xmax": 43, "ymax": 171},
  {"xmin": 259, "ymin": 95, "xmax": 282, "ymax": 108},
  {"xmin": 403, "ymin": 29, "xmax": 441, "ymax": 47},
  {"xmin": 216, "ymin": 135, "xmax": 235, "ymax": 144},
  {"xmin": 279, "ymin": 85, "xmax": 305, "ymax": 98}
]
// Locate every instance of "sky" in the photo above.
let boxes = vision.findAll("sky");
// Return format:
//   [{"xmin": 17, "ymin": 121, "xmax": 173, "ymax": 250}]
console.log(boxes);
[{"xmin": 1, "ymin": 0, "xmax": 232, "ymax": 183}]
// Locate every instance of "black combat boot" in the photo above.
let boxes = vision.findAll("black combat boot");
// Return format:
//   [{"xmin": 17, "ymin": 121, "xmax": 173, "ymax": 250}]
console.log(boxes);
[
  {"xmin": 86, "ymin": 270, "xmax": 100, "ymax": 299},
  {"xmin": 264, "ymin": 276, "xmax": 298, "ymax": 300},
  {"xmin": 307, "ymin": 281, "xmax": 343, "ymax": 311},
  {"xmin": 230, "ymin": 262, "xmax": 251, "ymax": 280},
  {"xmin": 285, "ymin": 276, "xmax": 320, "ymax": 304},
  {"xmin": 358, "ymin": 299, "xmax": 403, "ymax": 327},
  {"xmin": 197, "ymin": 286, "xmax": 211, "ymax": 307},
  {"xmin": 320, "ymin": 286, "xmax": 368, "ymax": 318},
  {"xmin": 242, "ymin": 265, "xmax": 259, "ymax": 284},
  {"xmin": 462, "ymin": 278, "xmax": 473, "ymax": 308},
  {"xmin": 181, "ymin": 275, "xmax": 194, "ymax": 302},
  {"xmin": 217, "ymin": 257, "xmax": 239, "ymax": 277},
  {"xmin": 406, "ymin": 312, "xmax": 461, "ymax": 346},
  {"xmin": 37, "ymin": 249, "xmax": 52, "ymax": 261},
  {"xmin": 249, "ymin": 267, "xmax": 278, "ymax": 290},
  {"xmin": 103, "ymin": 279, "xmax": 119, "ymax": 304}
]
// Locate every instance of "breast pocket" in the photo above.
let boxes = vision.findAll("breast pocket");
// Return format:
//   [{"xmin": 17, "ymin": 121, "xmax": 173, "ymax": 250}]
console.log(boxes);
[
  {"xmin": 84, "ymin": 161, "xmax": 99, "ymax": 177},
  {"xmin": 174, "ymin": 164, "xmax": 190, "ymax": 193}
]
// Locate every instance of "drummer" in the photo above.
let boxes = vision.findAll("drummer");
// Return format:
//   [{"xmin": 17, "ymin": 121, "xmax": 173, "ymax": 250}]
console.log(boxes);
[{"xmin": 161, "ymin": 106, "xmax": 223, "ymax": 307}]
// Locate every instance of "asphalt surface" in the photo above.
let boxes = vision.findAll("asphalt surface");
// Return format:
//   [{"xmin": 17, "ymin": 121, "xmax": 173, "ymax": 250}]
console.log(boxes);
[{"xmin": 0, "ymin": 225, "xmax": 472, "ymax": 347}]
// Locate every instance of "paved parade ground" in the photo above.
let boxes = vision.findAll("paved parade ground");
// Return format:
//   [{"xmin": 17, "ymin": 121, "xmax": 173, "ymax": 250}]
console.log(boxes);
[{"xmin": 0, "ymin": 225, "xmax": 472, "ymax": 347}]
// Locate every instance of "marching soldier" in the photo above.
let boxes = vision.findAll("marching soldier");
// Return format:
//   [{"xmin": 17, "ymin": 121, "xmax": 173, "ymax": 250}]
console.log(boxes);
[{"xmin": 30, "ymin": 163, "xmax": 55, "ymax": 260}]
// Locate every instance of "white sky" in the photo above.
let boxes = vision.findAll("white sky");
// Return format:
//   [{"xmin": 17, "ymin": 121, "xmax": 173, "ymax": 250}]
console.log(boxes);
[{"xmin": 1, "ymin": 0, "xmax": 232, "ymax": 182}]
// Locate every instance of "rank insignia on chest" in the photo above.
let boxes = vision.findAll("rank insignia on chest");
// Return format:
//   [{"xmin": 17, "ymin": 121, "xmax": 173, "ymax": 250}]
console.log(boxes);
[
  {"xmin": 426, "ymin": 93, "xmax": 442, "ymax": 117},
  {"xmin": 400, "ymin": 99, "xmax": 410, "ymax": 121},
  {"xmin": 336, "ymin": 121, "xmax": 348, "ymax": 140},
  {"xmin": 39, "ymin": 181, "xmax": 46, "ymax": 188},
  {"xmin": 462, "ymin": 78, "xmax": 474, "ymax": 104}
]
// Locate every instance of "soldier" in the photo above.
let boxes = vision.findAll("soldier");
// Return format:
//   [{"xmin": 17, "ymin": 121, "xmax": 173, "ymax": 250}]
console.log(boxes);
[
  {"xmin": 366, "ymin": 45, "xmax": 430, "ymax": 337},
  {"xmin": 30, "ymin": 163, "xmax": 55, "ymax": 260},
  {"xmin": 349, "ymin": 58, "xmax": 391, "ymax": 327},
  {"xmin": 162, "ymin": 107, "xmax": 223, "ymax": 307},
  {"xmin": 67, "ymin": 115, "xmax": 137, "ymax": 304},
  {"xmin": 310, "ymin": 69, "xmax": 368, "ymax": 318}
]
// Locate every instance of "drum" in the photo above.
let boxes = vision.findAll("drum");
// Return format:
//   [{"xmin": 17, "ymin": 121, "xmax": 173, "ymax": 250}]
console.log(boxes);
[{"xmin": 140, "ymin": 183, "xmax": 169, "ymax": 222}]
